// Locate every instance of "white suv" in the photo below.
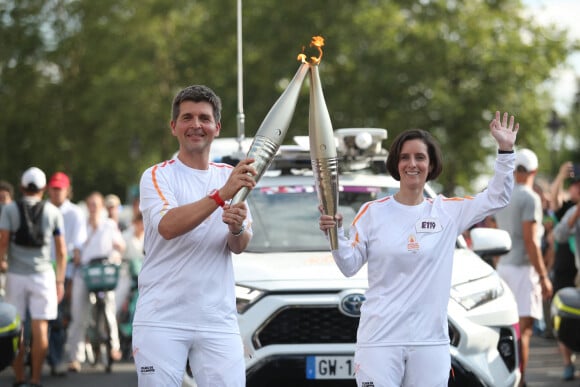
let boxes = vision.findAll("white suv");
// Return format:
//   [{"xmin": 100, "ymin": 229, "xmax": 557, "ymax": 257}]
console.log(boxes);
[{"xmin": 196, "ymin": 130, "xmax": 521, "ymax": 387}]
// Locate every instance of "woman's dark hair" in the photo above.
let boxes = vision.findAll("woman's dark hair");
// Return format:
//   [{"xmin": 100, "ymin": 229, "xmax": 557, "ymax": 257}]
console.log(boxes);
[{"xmin": 385, "ymin": 129, "xmax": 443, "ymax": 181}]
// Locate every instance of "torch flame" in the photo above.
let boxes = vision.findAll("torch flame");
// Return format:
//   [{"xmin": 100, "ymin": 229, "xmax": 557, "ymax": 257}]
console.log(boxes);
[
  {"xmin": 310, "ymin": 36, "xmax": 324, "ymax": 64},
  {"xmin": 297, "ymin": 35, "xmax": 325, "ymax": 65}
]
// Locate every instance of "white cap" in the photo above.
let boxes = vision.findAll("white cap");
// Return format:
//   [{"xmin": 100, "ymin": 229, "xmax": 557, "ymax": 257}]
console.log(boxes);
[
  {"xmin": 515, "ymin": 148, "xmax": 538, "ymax": 172},
  {"xmin": 21, "ymin": 167, "xmax": 47, "ymax": 190}
]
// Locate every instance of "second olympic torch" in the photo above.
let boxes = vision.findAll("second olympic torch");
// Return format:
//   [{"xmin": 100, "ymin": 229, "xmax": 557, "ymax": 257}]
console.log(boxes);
[
  {"xmin": 308, "ymin": 39, "xmax": 339, "ymax": 250},
  {"xmin": 231, "ymin": 60, "xmax": 309, "ymax": 205}
]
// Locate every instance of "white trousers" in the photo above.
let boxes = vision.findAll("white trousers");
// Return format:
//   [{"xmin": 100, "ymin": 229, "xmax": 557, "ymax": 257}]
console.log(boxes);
[
  {"xmin": 132, "ymin": 325, "xmax": 245, "ymax": 387},
  {"xmin": 354, "ymin": 344, "xmax": 450, "ymax": 387},
  {"xmin": 67, "ymin": 270, "xmax": 120, "ymax": 362}
]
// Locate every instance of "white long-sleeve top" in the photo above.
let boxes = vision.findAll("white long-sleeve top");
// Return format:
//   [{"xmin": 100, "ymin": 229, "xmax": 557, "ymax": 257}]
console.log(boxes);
[
  {"xmin": 332, "ymin": 153, "xmax": 515, "ymax": 347},
  {"xmin": 134, "ymin": 158, "xmax": 252, "ymax": 334}
]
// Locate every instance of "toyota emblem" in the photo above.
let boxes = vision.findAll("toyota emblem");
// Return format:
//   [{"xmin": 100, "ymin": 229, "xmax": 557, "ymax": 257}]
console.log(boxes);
[{"xmin": 339, "ymin": 292, "xmax": 366, "ymax": 317}]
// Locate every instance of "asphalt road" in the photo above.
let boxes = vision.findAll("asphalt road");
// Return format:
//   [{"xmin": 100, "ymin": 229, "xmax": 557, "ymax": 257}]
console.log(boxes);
[
  {"xmin": 0, "ymin": 360, "xmax": 137, "ymax": 387},
  {"xmin": 0, "ymin": 334, "xmax": 578, "ymax": 386},
  {"xmin": 526, "ymin": 334, "xmax": 580, "ymax": 387}
]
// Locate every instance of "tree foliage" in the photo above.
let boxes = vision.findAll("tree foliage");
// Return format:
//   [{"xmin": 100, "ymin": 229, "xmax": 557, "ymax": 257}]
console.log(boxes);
[{"xmin": 0, "ymin": 0, "xmax": 577, "ymax": 199}]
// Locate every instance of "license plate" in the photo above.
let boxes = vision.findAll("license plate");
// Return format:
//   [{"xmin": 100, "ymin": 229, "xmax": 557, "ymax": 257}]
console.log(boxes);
[{"xmin": 305, "ymin": 356, "xmax": 355, "ymax": 379}]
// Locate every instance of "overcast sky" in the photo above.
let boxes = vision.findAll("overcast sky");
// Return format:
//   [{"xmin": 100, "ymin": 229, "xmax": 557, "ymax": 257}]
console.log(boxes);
[{"xmin": 523, "ymin": 0, "xmax": 580, "ymax": 114}]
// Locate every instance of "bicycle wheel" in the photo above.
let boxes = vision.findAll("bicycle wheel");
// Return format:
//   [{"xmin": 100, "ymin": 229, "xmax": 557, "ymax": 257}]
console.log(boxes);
[
  {"xmin": 94, "ymin": 294, "xmax": 113, "ymax": 373},
  {"xmin": 85, "ymin": 292, "xmax": 99, "ymax": 367}
]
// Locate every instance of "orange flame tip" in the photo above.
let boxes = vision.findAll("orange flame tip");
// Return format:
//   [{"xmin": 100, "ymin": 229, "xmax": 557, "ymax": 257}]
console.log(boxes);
[
  {"xmin": 310, "ymin": 35, "xmax": 324, "ymax": 65},
  {"xmin": 296, "ymin": 36, "xmax": 325, "ymax": 65},
  {"xmin": 310, "ymin": 36, "xmax": 325, "ymax": 48},
  {"xmin": 297, "ymin": 53, "xmax": 307, "ymax": 63}
]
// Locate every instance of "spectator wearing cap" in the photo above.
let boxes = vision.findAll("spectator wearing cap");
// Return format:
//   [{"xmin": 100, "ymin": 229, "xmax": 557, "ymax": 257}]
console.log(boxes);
[
  {"xmin": 495, "ymin": 148, "xmax": 553, "ymax": 385},
  {"xmin": 551, "ymin": 162, "xmax": 580, "ymax": 380},
  {"xmin": 0, "ymin": 167, "xmax": 67, "ymax": 387},
  {"xmin": 46, "ymin": 172, "xmax": 87, "ymax": 376}
]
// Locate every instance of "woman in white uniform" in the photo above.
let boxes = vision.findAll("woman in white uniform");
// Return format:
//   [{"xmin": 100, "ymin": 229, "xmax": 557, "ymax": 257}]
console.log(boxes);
[{"xmin": 319, "ymin": 111, "xmax": 519, "ymax": 387}]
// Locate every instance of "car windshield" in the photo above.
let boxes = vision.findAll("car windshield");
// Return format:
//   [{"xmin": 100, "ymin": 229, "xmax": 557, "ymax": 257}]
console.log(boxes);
[{"xmin": 247, "ymin": 184, "xmax": 398, "ymax": 252}]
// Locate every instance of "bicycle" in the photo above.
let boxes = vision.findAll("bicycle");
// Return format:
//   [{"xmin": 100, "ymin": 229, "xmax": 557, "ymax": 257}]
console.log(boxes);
[
  {"xmin": 118, "ymin": 257, "xmax": 142, "ymax": 359},
  {"xmin": 82, "ymin": 257, "xmax": 120, "ymax": 373}
]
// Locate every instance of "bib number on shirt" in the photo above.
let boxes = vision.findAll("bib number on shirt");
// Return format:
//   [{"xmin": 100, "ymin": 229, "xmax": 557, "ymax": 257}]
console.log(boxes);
[{"xmin": 415, "ymin": 218, "xmax": 442, "ymax": 233}]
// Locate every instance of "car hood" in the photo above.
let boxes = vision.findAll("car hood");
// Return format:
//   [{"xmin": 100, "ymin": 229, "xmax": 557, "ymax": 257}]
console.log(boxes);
[
  {"xmin": 233, "ymin": 248, "xmax": 494, "ymax": 291},
  {"xmin": 233, "ymin": 251, "xmax": 367, "ymax": 290},
  {"xmin": 450, "ymin": 248, "xmax": 496, "ymax": 284}
]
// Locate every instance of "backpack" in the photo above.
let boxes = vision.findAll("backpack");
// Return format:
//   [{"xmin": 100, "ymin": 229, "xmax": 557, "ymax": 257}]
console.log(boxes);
[{"xmin": 12, "ymin": 199, "xmax": 47, "ymax": 247}]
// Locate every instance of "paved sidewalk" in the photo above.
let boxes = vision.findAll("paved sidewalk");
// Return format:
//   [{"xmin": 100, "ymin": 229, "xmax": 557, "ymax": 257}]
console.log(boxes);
[{"xmin": 527, "ymin": 334, "xmax": 580, "ymax": 387}]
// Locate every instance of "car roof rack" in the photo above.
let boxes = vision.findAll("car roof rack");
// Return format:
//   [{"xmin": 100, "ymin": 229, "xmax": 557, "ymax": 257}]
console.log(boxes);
[{"xmin": 215, "ymin": 128, "xmax": 389, "ymax": 175}]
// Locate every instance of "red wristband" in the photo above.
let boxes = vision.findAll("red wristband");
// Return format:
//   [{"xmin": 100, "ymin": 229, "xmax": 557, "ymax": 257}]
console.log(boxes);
[{"xmin": 208, "ymin": 189, "xmax": 225, "ymax": 208}]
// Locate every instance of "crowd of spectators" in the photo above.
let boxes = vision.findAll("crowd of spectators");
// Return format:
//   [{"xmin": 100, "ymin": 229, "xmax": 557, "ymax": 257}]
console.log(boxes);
[{"xmin": 0, "ymin": 169, "xmax": 143, "ymax": 386}]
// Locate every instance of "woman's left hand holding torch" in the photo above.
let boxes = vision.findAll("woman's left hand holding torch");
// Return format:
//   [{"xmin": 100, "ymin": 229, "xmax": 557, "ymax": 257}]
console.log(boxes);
[{"xmin": 318, "ymin": 206, "xmax": 343, "ymax": 235}]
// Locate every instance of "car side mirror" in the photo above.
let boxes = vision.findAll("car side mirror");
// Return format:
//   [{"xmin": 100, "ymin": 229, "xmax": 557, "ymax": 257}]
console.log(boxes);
[{"xmin": 470, "ymin": 227, "xmax": 512, "ymax": 264}]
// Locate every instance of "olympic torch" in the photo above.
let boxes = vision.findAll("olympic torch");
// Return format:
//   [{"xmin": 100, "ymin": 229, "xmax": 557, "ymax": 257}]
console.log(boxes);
[
  {"xmin": 231, "ymin": 59, "xmax": 309, "ymax": 204},
  {"xmin": 308, "ymin": 37, "xmax": 339, "ymax": 250}
]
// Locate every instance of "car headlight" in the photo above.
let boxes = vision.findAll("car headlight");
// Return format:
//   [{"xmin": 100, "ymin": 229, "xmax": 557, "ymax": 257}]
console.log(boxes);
[
  {"xmin": 450, "ymin": 272, "xmax": 505, "ymax": 311},
  {"xmin": 235, "ymin": 285, "xmax": 265, "ymax": 314}
]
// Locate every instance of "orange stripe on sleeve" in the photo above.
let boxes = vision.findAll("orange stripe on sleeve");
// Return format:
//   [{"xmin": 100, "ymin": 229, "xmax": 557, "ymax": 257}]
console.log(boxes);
[
  {"xmin": 151, "ymin": 165, "xmax": 170, "ymax": 213},
  {"xmin": 352, "ymin": 203, "xmax": 370, "ymax": 226},
  {"xmin": 441, "ymin": 195, "xmax": 474, "ymax": 202},
  {"xmin": 210, "ymin": 162, "xmax": 234, "ymax": 169},
  {"xmin": 352, "ymin": 232, "xmax": 360, "ymax": 247},
  {"xmin": 352, "ymin": 196, "xmax": 390, "ymax": 226}
]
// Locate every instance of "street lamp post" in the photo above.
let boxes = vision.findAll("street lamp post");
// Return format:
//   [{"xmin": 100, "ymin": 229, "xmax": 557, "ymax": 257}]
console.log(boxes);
[{"xmin": 236, "ymin": 0, "xmax": 245, "ymax": 154}]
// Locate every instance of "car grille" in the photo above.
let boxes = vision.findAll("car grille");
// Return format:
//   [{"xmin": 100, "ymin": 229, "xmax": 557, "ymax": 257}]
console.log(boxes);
[{"xmin": 253, "ymin": 306, "xmax": 359, "ymax": 348}]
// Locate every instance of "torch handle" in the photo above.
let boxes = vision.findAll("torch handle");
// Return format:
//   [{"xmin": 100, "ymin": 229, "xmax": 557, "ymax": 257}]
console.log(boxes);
[
  {"xmin": 231, "ymin": 135, "xmax": 280, "ymax": 205},
  {"xmin": 328, "ymin": 226, "xmax": 339, "ymax": 251},
  {"xmin": 311, "ymin": 157, "xmax": 339, "ymax": 250}
]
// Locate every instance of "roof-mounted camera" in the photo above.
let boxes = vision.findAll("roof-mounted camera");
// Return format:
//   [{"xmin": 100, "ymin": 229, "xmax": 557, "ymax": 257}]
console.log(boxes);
[{"xmin": 334, "ymin": 128, "xmax": 388, "ymax": 173}]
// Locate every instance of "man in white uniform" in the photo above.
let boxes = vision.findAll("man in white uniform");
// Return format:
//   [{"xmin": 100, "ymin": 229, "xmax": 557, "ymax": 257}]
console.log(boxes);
[{"xmin": 133, "ymin": 85, "xmax": 257, "ymax": 387}]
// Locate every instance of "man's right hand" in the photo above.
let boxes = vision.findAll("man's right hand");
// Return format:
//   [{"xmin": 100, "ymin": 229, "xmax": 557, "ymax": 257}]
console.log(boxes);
[{"xmin": 219, "ymin": 158, "xmax": 257, "ymax": 200}]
